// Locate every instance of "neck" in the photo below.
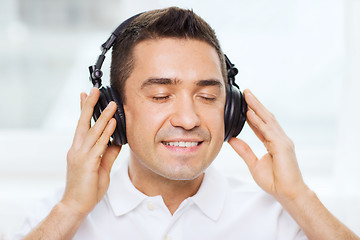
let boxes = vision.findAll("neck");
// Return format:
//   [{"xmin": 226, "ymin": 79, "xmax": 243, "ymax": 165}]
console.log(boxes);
[{"xmin": 128, "ymin": 157, "xmax": 204, "ymax": 215}]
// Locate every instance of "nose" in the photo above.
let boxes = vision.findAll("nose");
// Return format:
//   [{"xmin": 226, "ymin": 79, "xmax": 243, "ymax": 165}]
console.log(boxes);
[{"xmin": 170, "ymin": 97, "xmax": 201, "ymax": 130}]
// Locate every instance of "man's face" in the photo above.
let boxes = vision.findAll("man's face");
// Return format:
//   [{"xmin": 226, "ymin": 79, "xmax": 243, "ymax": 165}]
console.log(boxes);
[{"xmin": 123, "ymin": 38, "xmax": 226, "ymax": 181}]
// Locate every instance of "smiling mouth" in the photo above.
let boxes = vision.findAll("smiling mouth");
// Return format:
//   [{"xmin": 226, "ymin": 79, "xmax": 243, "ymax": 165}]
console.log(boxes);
[{"xmin": 162, "ymin": 141, "xmax": 202, "ymax": 147}]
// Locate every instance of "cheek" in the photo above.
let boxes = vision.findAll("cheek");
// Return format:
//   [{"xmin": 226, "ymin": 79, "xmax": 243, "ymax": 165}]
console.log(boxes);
[
  {"xmin": 202, "ymin": 106, "xmax": 225, "ymax": 140},
  {"xmin": 209, "ymin": 112, "xmax": 225, "ymax": 158},
  {"xmin": 124, "ymin": 102, "xmax": 167, "ymax": 142},
  {"xmin": 213, "ymin": 115, "xmax": 225, "ymax": 142}
]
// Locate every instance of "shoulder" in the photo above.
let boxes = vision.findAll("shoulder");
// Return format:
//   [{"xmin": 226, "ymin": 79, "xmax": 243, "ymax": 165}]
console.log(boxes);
[
  {"xmin": 224, "ymin": 174, "xmax": 282, "ymax": 211},
  {"xmin": 204, "ymin": 166, "xmax": 283, "ymax": 217},
  {"xmin": 220, "ymin": 173, "xmax": 306, "ymax": 239}
]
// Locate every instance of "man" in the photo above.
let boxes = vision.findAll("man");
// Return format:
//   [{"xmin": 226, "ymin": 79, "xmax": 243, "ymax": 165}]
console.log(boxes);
[{"xmin": 17, "ymin": 7, "xmax": 358, "ymax": 240}]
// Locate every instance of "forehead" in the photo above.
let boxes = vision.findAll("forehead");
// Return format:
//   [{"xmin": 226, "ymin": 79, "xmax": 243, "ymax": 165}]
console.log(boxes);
[{"xmin": 128, "ymin": 38, "xmax": 224, "ymax": 85}]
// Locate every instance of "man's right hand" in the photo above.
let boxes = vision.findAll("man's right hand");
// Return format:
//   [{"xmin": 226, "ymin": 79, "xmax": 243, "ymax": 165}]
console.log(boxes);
[
  {"xmin": 61, "ymin": 87, "xmax": 121, "ymax": 216},
  {"xmin": 23, "ymin": 88, "xmax": 121, "ymax": 240}
]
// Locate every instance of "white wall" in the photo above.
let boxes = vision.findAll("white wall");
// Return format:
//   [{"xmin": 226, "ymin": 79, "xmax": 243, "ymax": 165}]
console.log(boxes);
[{"xmin": 1, "ymin": 0, "xmax": 359, "ymax": 238}]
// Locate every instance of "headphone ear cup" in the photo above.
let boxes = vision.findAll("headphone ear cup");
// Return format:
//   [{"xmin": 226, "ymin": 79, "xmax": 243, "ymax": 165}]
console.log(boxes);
[
  {"xmin": 234, "ymin": 91, "xmax": 247, "ymax": 136},
  {"xmin": 108, "ymin": 87, "xmax": 127, "ymax": 145},
  {"xmin": 93, "ymin": 87, "xmax": 127, "ymax": 146},
  {"xmin": 224, "ymin": 84, "xmax": 247, "ymax": 141},
  {"xmin": 224, "ymin": 84, "xmax": 235, "ymax": 141},
  {"xmin": 93, "ymin": 87, "xmax": 110, "ymax": 123}
]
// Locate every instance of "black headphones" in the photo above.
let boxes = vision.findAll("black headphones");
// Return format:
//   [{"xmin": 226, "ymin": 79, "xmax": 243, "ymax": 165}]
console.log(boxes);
[{"xmin": 88, "ymin": 13, "xmax": 247, "ymax": 146}]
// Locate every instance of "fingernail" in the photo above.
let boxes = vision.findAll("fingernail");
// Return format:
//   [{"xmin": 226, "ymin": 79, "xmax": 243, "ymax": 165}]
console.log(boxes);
[{"xmin": 107, "ymin": 101, "xmax": 116, "ymax": 109}]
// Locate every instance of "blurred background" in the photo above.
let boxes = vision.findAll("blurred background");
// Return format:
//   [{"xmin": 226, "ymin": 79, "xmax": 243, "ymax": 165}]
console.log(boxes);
[{"xmin": 0, "ymin": 0, "xmax": 359, "ymax": 238}]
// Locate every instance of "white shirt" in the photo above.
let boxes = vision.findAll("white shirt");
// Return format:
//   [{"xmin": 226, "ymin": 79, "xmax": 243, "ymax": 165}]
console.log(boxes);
[{"xmin": 14, "ymin": 161, "xmax": 307, "ymax": 240}]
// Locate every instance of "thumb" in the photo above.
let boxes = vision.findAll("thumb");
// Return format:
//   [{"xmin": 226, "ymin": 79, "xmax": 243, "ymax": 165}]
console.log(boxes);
[{"xmin": 228, "ymin": 137, "xmax": 258, "ymax": 173}]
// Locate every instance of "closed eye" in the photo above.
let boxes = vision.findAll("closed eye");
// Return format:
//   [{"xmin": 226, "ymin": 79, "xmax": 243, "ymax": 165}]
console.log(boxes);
[
  {"xmin": 152, "ymin": 95, "xmax": 170, "ymax": 102},
  {"xmin": 198, "ymin": 93, "xmax": 217, "ymax": 102},
  {"xmin": 201, "ymin": 96, "xmax": 216, "ymax": 102}
]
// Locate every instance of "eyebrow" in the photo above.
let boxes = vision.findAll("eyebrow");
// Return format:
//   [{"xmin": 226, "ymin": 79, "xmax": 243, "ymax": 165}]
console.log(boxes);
[
  {"xmin": 141, "ymin": 78, "xmax": 180, "ymax": 89},
  {"xmin": 196, "ymin": 79, "xmax": 223, "ymax": 88},
  {"xmin": 141, "ymin": 77, "xmax": 224, "ymax": 89}
]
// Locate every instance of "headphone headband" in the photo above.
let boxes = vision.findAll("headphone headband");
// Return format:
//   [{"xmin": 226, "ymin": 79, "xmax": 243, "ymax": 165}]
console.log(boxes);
[{"xmin": 89, "ymin": 13, "xmax": 144, "ymax": 88}]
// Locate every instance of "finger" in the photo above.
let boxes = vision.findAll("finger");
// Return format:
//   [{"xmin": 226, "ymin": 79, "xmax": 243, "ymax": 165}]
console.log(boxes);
[
  {"xmin": 228, "ymin": 137, "xmax": 258, "ymax": 173},
  {"xmin": 97, "ymin": 143, "xmax": 121, "ymax": 198},
  {"xmin": 79, "ymin": 88, "xmax": 100, "ymax": 127},
  {"xmin": 73, "ymin": 88, "xmax": 100, "ymax": 145},
  {"xmin": 84, "ymin": 101, "xmax": 117, "ymax": 148},
  {"xmin": 246, "ymin": 108, "xmax": 273, "ymax": 141},
  {"xmin": 244, "ymin": 89, "xmax": 274, "ymax": 124},
  {"xmin": 100, "ymin": 144, "xmax": 122, "ymax": 175},
  {"xmin": 245, "ymin": 97, "xmax": 285, "ymax": 144},
  {"xmin": 246, "ymin": 111, "xmax": 266, "ymax": 143},
  {"xmin": 80, "ymin": 92, "xmax": 88, "ymax": 110},
  {"xmin": 88, "ymin": 117, "xmax": 117, "ymax": 160}
]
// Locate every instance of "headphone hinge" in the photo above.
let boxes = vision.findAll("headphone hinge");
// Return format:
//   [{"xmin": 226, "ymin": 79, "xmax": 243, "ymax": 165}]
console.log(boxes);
[{"xmin": 89, "ymin": 65, "xmax": 102, "ymax": 88}]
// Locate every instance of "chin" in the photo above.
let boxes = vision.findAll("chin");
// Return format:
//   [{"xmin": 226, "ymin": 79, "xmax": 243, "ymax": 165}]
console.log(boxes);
[
  {"xmin": 154, "ymin": 161, "xmax": 210, "ymax": 181},
  {"xmin": 162, "ymin": 172, "xmax": 203, "ymax": 181}
]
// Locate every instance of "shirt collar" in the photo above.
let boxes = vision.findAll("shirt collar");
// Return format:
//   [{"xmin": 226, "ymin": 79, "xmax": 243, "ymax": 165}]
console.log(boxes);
[
  {"xmin": 107, "ymin": 160, "xmax": 228, "ymax": 221},
  {"xmin": 107, "ymin": 160, "xmax": 148, "ymax": 216},
  {"xmin": 190, "ymin": 165, "xmax": 228, "ymax": 221}
]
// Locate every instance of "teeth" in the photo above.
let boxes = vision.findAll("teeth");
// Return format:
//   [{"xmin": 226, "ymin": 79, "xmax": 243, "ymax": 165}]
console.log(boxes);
[{"xmin": 163, "ymin": 141, "xmax": 199, "ymax": 147}]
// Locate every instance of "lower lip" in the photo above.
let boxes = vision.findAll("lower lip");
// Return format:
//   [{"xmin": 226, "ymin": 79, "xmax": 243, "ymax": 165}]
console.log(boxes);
[{"xmin": 161, "ymin": 142, "xmax": 202, "ymax": 153}]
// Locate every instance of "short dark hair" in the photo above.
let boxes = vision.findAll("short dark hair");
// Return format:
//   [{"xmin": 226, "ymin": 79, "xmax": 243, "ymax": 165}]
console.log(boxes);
[{"xmin": 110, "ymin": 7, "xmax": 226, "ymax": 103}]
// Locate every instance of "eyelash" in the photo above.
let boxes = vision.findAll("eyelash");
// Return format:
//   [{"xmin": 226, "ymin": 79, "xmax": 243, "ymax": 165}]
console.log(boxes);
[
  {"xmin": 200, "ymin": 96, "xmax": 216, "ymax": 102},
  {"xmin": 153, "ymin": 96, "xmax": 170, "ymax": 101},
  {"xmin": 151, "ymin": 95, "xmax": 216, "ymax": 102}
]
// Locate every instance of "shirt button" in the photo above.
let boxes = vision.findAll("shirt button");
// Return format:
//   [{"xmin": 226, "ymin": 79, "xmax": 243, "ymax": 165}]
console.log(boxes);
[
  {"xmin": 164, "ymin": 235, "xmax": 172, "ymax": 240},
  {"xmin": 146, "ymin": 202, "xmax": 155, "ymax": 211}
]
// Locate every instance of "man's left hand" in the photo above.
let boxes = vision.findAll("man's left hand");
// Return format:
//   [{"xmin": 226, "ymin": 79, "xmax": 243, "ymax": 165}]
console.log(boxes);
[{"xmin": 228, "ymin": 89, "xmax": 308, "ymax": 203}]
